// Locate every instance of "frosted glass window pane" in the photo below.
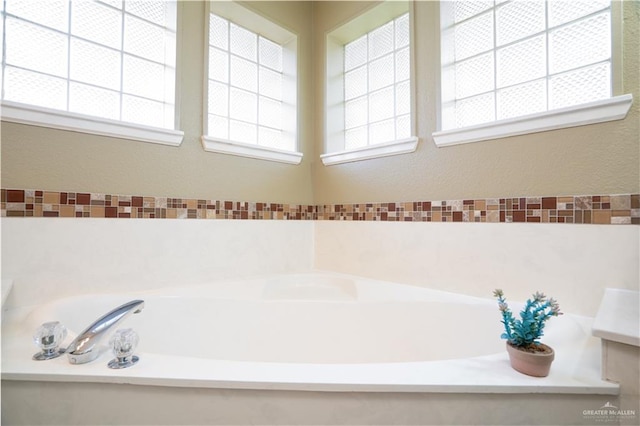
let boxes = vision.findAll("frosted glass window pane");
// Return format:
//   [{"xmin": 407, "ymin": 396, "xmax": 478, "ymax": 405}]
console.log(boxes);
[
  {"xmin": 208, "ymin": 114, "xmax": 229, "ymax": 140},
  {"xmin": 123, "ymin": 55, "xmax": 165, "ymax": 101},
  {"xmin": 395, "ymin": 13, "xmax": 410, "ymax": 49},
  {"xmin": 345, "ymin": 66, "xmax": 367, "ymax": 101},
  {"xmin": 368, "ymin": 21, "xmax": 394, "ymax": 60},
  {"xmin": 125, "ymin": 1, "xmax": 166, "ymax": 26},
  {"xmin": 496, "ymin": 0, "xmax": 545, "ymax": 46},
  {"xmin": 70, "ymin": 38, "xmax": 121, "ymax": 90},
  {"xmin": 369, "ymin": 118, "xmax": 395, "ymax": 145},
  {"xmin": 230, "ymin": 56, "xmax": 257, "ymax": 92},
  {"xmin": 72, "ymin": 0, "xmax": 122, "ymax": 49},
  {"xmin": 209, "ymin": 47, "xmax": 229, "ymax": 83},
  {"xmin": 208, "ymin": 80, "xmax": 229, "ymax": 117},
  {"xmin": 454, "ymin": 1, "xmax": 492, "ymax": 24},
  {"xmin": 345, "ymin": 96, "xmax": 368, "ymax": 130},
  {"xmin": 230, "ymin": 120, "xmax": 257, "ymax": 144},
  {"xmin": 4, "ymin": 66, "xmax": 66, "ymax": 110},
  {"xmin": 455, "ymin": 92, "xmax": 495, "ymax": 128},
  {"xmin": 369, "ymin": 86, "xmax": 394, "ymax": 122},
  {"xmin": 210, "ymin": 14, "xmax": 228, "ymax": 50},
  {"xmin": 549, "ymin": 12, "xmax": 611, "ymax": 74},
  {"xmin": 259, "ymin": 67, "xmax": 282, "ymax": 100},
  {"xmin": 229, "ymin": 88, "xmax": 257, "ymax": 123},
  {"xmin": 454, "ymin": 12, "xmax": 493, "ymax": 60},
  {"xmin": 69, "ymin": 82, "xmax": 120, "ymax": 120},
  {"xmin": 548, "ymin": 0, "xmax": 610, "ymax": 28},
  {"xmin": 455, "ymin": 52, "xmax": 493, "ymax": 99},
  {"xmin": 5, "ymin": 18, "xmax": 68, "ymax": 77},
  {"xmin": 549, "ymin": 62, "xmax": 610, "ymax": 110},
  {"xmin": 345, "ymin": 126, "xmax": 367, "ymax": 150},
  {"xmin": 230, "ymin": 23, "xmax": 257, "ymax": 61},
  {"xmin": 368, "ymin": 54, "xmax": 394, "ymax": 92},
  {"xmin": 98, "ymin": 0, "xmax": 122, "ymax": 9},
  {"xmin": 259, "ymin": 37, "xmax": 283, "ymax": 72},
  {"xmin": 496, "ymin": 35, "xmax": 545, "ymax": 88},
  {"xmin": 259, "ymin": 127, "xmax": 284, "ymax": 150},
  {"xmin": 497, "ymin": 79, "xmax": 546, "ymax": 120},
  {"xmin": 124, "ymin": 14, "xmax": 166, "ymax": 63},
  {"xmin": 6, "ymin": 0, "xmax": 68, "ymax": 31},
  {"xmin": 122, "ymin": 95, "xmax": 165, "ymax": 128},
  {"xmin": 395, "ymin": 47, "xmax": 410, "ymax": 83},
  {"xmin": 259, "ymin": 96, "xmax": 282, "ymax": 129},
  {"xmin": 345, "ymin": 35, "xmax": 367, "ymax": 72},
  {"xmin": 395, "ymin": 81, "xmax": 410, "ymax": 116},
  {"xmin": 396, "ymin": 114, "xmax": 411, "ymax": 139}
]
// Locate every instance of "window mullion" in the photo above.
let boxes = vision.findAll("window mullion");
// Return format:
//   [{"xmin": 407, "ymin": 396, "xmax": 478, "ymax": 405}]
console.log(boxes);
[
  {"xmin": 365, "ymin": 33, "xmax": 370, "ymax": 146},
  {"xmin": 492, "ymin": 4, "xmax": 497, "ymax": 123},
  {"xmin": 119, "ymin": 4, "xmax": 125, "ymax": 122},
  {"xmin": 66, "ymin": 1, "xmax": 71, "ymax": 111},
  {"xmin": 544, "ymin": 0, "xmax": 550, "ymax": 112}
]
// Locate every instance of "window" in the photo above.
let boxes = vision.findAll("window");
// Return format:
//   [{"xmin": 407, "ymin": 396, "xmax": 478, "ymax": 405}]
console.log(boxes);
[
  {"xmin": 0, "ymin": 0, "xmax": 182, "ymax": 146},
  {"xmin": 202, "ymin": 1, "xmax": 301, "ymax": 165},
  {"xmin": 322, "ymin": 1, "xmax": 418, "ymax": 166},
  {"xmin": 434, "ymin": 0, "xmax": 632, "ymax": 147}
]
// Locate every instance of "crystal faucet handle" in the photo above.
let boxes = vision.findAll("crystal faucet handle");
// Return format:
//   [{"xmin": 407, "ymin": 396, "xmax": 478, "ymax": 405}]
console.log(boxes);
[
  {"xmin": 32, "ymin": 321, "xmax": 67, "ymax": 360},
  {"xmin": 108, "ymin": 328, "xmax": 139, "ymax": 369}
]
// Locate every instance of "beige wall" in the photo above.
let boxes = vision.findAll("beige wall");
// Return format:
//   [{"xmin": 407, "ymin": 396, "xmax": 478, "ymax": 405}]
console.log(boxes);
[
  {"xmin": 0, "ymin": 1, "xmax": 315, "ymax": 205},
  {"xmin": 312, "ymin": 0, "xmax": 640, "ymax": 204},
  {"xmin": 2, "ymin": 1, "xmax": 638, "ymax": 205}
]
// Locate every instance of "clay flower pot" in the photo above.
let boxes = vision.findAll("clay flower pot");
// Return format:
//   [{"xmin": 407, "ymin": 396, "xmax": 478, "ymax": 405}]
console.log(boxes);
[{"xmin": 506, "ymin": 342, "xmax": 555, "ymax": 377}]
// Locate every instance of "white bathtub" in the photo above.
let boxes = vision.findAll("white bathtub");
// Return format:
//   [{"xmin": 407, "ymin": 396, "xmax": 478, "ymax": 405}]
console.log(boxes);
[{"xmin": 1, "ymin": 272, "xmax": 620, "ymax": 425}]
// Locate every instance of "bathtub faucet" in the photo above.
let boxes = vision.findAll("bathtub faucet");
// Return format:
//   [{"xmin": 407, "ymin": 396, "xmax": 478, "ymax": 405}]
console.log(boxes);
[{"xmin": 66, "ymin": 299, "xmax": 144, "ymax": 364}]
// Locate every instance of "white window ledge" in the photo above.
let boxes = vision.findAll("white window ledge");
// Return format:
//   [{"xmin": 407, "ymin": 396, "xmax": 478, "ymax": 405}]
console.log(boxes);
[
  {"xmin": 1, "ymin": 101, "xmax": 184, "ymax": 146},
  {"xmin": 321, "ymin": 136, "xmax": 419, "ymax": 166},
  {"xmin": 432, "ymin": 94, "xmax": 633, "ymax": 147},
  {"xmin": 201, "ymin": 136, "xmax": 303, "ymax": 165}
]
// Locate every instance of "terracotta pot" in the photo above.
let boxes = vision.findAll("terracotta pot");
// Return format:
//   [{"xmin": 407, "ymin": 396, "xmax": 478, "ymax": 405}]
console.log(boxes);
[{"xmin": 506, "ymin": 342, "xmax": 555, "ymax": 377}]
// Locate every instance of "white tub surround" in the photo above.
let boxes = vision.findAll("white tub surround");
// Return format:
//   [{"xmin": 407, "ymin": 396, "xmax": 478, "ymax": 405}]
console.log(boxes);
[
  {"xmin": 2, "ymin": 279, "xmax": 13, "ymax": 308},
  {"xmin": 0, "ymin": 218, "xmax": 313, "ymax": 309},
  {"xmin": 314, "ymin": 221, "xmax": 640, "ymax": 317},
  {"xmin": 593, "ymin": 288, "xmax": 640, "ymax": 347},
  {"xmin": 1, "ymin": 273, "xmax": 624, "ymax": 425},
  {"xmin": 592, "ymin": 288, "xmax": 640, "ymax": 416}
]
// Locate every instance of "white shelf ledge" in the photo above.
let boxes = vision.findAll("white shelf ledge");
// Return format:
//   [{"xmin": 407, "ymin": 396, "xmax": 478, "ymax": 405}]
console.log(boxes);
[
  {"xmin": 432, "ymin": 94, "xmax": 633, "ymax": 147},
  {"xmin": 1, "ymin": 101, "xmax": 184, "ymax": 146},
  {"xmin": 201, "ymin": 136, "xmax": 303, "ymax": 165},
  {"xmin": 321, "ymin": 136, "xmax": 419, "ymax": 166},
  {"xmin": 592, "ymin": 288, "xmax": 640, "ymax": 347}
]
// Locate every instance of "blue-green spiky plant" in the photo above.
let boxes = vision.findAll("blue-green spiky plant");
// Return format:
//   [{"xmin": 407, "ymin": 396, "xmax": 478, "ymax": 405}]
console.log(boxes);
[{"xmin": 493, "ymin": 289, "xmax": 562, "ymax": 348}]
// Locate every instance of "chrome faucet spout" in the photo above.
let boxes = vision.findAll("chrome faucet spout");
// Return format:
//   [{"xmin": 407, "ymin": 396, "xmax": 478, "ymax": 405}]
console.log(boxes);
[{"xmin": 67, "ymin": 299, "xmax": 144, "ymax": 364}]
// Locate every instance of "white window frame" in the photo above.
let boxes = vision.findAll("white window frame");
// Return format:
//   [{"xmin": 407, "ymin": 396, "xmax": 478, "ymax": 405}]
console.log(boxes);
[
  {"xmin": 321, "ymin": 1, "xmax": 418, "ymax": 166},
  {"xmin": 432, "ymin": 0, "xmax": 632, "ymax": 148},
  {"xmin": 0, "ymin": 0, "xmax": 183, "ymax": 147},
  {"xmin": 201, "ymin": 1, "xmax": 302, "ymax": 165}
]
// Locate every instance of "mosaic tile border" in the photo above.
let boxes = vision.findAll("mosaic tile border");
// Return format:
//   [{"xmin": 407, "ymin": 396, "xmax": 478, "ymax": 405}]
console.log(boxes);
[{"xmin": 2, "ymin": 189, "xmax": 639, "ymax": 224}]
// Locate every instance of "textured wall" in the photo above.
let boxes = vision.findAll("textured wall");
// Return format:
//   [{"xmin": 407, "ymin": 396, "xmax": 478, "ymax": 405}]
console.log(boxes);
[
  {"xmin": 1, "ymin": 1, "xmax": 638, "ymax": 205},
  {"xmin": 312, "ymin": 1, "xmax": 640, "ymax": 204},
  {"xmin": 0, "ymin": 1, "xmax": 315, "ymax": 204}
]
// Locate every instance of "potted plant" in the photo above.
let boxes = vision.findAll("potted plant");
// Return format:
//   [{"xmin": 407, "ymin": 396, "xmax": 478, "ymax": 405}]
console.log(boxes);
[{"xmin": 493, "ymin": 289, "xmax": 562, "ymax": 377}]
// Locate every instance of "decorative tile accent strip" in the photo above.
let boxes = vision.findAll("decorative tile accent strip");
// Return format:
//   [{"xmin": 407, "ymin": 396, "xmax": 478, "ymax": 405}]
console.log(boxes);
[{"xmin": 1, "ymin": 189, "xmax": 638, "ymax": 224}]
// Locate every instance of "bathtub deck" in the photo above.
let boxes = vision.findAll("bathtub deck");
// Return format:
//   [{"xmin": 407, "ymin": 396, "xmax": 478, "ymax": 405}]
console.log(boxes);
[{"xmin": 1, "ymin": 342, "xmax": 619, "ymax": 395}]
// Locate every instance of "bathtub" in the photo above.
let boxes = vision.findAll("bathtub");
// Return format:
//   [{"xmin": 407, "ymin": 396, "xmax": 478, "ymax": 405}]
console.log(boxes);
[{"xmin": 1, "ymin": 272, "xmax": 620, "ymax": 425}]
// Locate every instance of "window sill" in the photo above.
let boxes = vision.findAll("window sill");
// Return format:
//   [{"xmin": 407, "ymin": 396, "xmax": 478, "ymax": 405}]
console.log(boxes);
[
  {"xmin": 321, "ymin": 136, "xmax": 419, "ymax": 166},
  {"xmin": 1, "ymin": 101, "xmax": 183, "ymax": 146},
  {"xmin": 201, "ymin": 136, "xmax": 303, "ymax": 165},
  {"xmin": 432, "ymin": 94, "xmax": 633, "ymax": 147}
]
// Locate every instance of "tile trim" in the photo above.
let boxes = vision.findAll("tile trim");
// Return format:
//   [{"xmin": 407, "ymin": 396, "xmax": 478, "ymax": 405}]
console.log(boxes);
[{"xmin": 1, "ymin": 189, "xmax": 638, "ymax": 224}]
